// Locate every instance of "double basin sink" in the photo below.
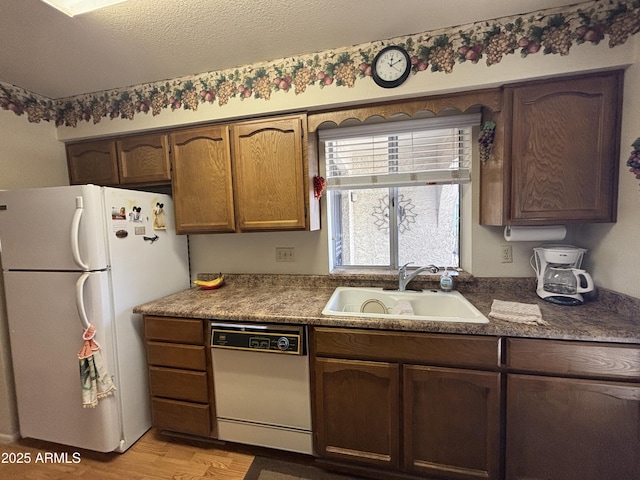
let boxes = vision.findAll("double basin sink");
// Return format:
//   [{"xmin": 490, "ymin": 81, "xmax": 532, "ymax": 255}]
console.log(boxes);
[{"xmin": 322, "ymin": 287, "xmax": 489, "ymax": 324}]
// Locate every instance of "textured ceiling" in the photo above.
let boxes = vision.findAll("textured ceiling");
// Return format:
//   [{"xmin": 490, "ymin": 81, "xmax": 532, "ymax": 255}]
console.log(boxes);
[{"xmin": 0, "ymin": 0, "xmax": 580, "ymax": 99}]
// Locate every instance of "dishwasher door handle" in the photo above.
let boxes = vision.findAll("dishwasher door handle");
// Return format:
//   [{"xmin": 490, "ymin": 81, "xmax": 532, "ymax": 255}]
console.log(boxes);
[{"xmin": 209, "ymin": 322, "xmax": 269, "ymax": 331}]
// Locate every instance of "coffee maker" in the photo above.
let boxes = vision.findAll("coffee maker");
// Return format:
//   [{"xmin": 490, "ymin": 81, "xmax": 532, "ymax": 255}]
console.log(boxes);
[{"xmin": 531, "ymin": 245, "xmax": 594, "ymax": 306}]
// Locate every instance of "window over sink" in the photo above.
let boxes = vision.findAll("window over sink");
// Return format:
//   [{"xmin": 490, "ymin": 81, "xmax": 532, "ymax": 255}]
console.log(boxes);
[{"xmin": 319, "ymin": 113, "xmax": 479, "ymax": 271}]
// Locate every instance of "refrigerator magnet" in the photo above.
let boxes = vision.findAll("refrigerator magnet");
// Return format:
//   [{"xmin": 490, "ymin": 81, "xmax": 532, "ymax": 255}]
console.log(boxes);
[
  {"xmin": 153, "ymin": 202, "xmax": 166, "ymax": 230},
  {"xmin": 129, "ymin": 206, "xmax": 143, "ymax": 223},
  {"xmin": 112, "ymin": 206, "xmax": 126, "ymax": 220},
  {"xmin": 111, "ymin": 206, "xmax": 128, "ymax": 234}
]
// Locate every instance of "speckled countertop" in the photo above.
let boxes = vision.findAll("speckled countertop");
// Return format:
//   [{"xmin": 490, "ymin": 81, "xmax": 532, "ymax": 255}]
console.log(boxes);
[{"xmin": 133, "ymin": 273, "xmax": 640, "ymax": 344}]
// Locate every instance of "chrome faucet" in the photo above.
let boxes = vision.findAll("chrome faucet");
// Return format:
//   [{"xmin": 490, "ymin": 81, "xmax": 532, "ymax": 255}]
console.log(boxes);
[{"xmin": 398, "ymin": 263, "xmax": 439, "ymax": 291}]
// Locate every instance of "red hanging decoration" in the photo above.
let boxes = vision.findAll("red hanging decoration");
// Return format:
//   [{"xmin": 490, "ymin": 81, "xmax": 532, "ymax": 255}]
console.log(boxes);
[{"xmin": 313, "ymin": 175, "xmax": 326, "ymax": 199}]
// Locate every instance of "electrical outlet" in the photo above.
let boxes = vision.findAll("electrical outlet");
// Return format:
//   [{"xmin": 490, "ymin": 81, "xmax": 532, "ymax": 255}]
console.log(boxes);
[
  {"xmin": 501, "ymin": 245, "xmax": 513, "ymax": 263},
  {"xmin": 275, "ymin": 247, "xmax": 295, "ymax": 262}
]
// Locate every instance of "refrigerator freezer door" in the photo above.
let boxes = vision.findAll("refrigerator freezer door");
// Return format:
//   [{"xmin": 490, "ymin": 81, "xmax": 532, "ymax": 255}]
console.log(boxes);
[
  {"xmin": 0, "ymin": 185, "xmax": 108, "ymax": 271},
  {"xmin": 3, "ymin": 270, "xmax": 122, "ymax": 452}
]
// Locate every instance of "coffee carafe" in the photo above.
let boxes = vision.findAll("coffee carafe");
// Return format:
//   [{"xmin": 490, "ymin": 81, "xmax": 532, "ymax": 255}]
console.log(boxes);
[{"xmin": 531, "ymin": 245, "xmax": 594, "ymax": 306}]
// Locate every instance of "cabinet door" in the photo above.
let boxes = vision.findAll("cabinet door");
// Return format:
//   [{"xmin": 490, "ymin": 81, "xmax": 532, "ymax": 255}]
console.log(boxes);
[
  {"xmin": 404, "ymin": 365, "xmax": 501, "ymax": 480},
  {"xmin": 506, "ymin": 374, "xmax": 640, "ymax": 480},
  {"xmin": 66, "ymin": 139, "xmax": 119, "ymax": 185},
  {"xmin": 232, "ymin": 115, "xmax": 306, "ymax": 231},
  {"xmin": 170, "ymin": 126, "xmax": 235, "ymax": 233},
  {"xmin": 509, "ymin": 71, "xmax": 621, "ymax": 224},
  {"xmin": 314, "ymin": 357, "xmax": 400, "ymax": 469},
  {"xmin": 117, "ymin": 133, "xmax": 171, "ymax": 184}
]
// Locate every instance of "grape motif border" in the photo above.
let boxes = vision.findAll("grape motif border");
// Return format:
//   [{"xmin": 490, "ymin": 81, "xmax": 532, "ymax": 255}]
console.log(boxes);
[{"xmin": 0, "ymin": 0, "xmax": 638, "ymax": 128}]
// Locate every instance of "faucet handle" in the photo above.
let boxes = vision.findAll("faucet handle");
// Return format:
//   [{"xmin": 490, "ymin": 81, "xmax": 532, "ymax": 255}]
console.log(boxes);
[{"xmin": 399, "ymin": 262, "xmax": 412, "ymax": 276}]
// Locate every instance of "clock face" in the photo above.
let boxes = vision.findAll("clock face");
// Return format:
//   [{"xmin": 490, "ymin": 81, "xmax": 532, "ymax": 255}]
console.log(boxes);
[{"xmin": 372, "ymin": 46, "xmax": 411, "ymax": 88}]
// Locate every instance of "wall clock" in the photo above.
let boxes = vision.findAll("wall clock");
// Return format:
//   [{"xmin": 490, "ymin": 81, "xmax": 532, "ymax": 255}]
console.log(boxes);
[{"xmin": 371, "ymin": 45, "xmax": 411, "ymax": 88}]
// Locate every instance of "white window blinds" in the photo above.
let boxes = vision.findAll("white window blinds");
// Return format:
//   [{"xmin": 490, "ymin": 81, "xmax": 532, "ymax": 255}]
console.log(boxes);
[{"xmin": 319, "ymin": 113, "xmax": 480, "ymax": 189}]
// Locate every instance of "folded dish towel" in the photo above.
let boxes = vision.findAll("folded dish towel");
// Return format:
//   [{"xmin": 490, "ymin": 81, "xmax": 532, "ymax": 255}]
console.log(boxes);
[
  {"xmin": 489, "ymin": 299, "xmax": 548, "ymax": 325},
  {"xmin": 78, "ymin": 324, "xmax": 116, "ymax": 408},
  {"xmin": 389, "ymin": 299, "xmax": 415, "ymax": 315}
]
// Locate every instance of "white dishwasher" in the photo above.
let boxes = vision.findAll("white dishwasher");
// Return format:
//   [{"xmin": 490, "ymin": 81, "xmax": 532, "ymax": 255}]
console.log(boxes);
[{"xmin": 209, "ymin": 322, "xmax": 312, "ymax": 454}]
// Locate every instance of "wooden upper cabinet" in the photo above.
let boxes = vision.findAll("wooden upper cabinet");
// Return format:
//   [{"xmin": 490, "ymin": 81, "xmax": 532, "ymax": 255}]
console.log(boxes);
[
  {"xmin": 481, "ymin": 70, "xmax": 623, "ymax": 225},
  {"xmin": 510, "ymin": 71, "xmax": 622, "ymax": 224},
  {"xmin": 170, "ymin": 125, "xmax": 235, "ymax": 234},
  {"xmin": 116, "ymin": 133, "xmax": 171, "ymax": 185},
  {"xmin": 232, "ymin": 115, "xmax": 307, "ymax": 231},
  {"xmin": 67, "ymin": 139, "xmax": 119, "ymax": 185}
]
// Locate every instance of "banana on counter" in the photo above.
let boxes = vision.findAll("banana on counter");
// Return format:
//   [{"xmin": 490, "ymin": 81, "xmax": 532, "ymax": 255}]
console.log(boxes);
[{"xmin": 193, "ymin": 273, "xmax": 224, "ymax": 290}]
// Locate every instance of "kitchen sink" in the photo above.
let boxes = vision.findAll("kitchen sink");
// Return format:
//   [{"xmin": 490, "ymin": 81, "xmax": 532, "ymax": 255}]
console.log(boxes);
[{"xmin": 322, "ymin": 287, "xmax": 489, "ymax": 323}]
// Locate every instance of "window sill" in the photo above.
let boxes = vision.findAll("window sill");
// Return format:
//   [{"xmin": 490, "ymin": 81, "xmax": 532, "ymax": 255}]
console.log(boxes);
[{"xmin": 329, "ymin": 267, "xmax": 474, "ymax": 285}]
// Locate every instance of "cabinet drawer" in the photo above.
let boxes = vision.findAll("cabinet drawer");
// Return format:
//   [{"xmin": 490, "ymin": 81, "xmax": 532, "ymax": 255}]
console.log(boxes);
[
  {"xmin": 144, "ymin": 316, "xmax": 204, "ymax": 344},
  {"xmin": 506, "ymin": 338, "xmax": 640, "ymax": 380},
  {"xmin": 313, "ymin": 327, "xmax": 500, "ymax": 369},
  {"xmin": 149, "ymin": 366, "xmax": 209, "ymax": 403},
  {"xmin": 151, "ymin": 398, "xmax": 211, "ymax": 437},
  {"xmin": 146, "ymin": 342, "xmax": 206, "ymax": 370}
]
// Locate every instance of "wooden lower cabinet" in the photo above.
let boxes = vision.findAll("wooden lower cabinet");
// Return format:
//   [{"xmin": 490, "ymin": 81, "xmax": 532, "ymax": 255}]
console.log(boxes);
[
  {"xmin": 150, "ymin": 398, "xmax": 211, "ymax": 437},
  {"xmin": 504, "ymin": 337, "xmax": 640, "ymax": 480},
  {"xmin": 148, "ymin": 366, "xmax": 209, "ymax": 403},
  {"xmin": 143, "ymin": 316, "xmax": 216, "ymax": 438},
  {"xmin": 314, "ymin": 357, "xmax": 400, "ymax": 468},
  {"xmin": 506, "ymin": 374, "xmax": 640, "ymax": 480},
  {"xmin": 312, "ymin": 327, "xmax": 502, "ymax": 479},
  {"xmin": 404, "ymin": 365, "xmax": 501, "ymax": 479}
]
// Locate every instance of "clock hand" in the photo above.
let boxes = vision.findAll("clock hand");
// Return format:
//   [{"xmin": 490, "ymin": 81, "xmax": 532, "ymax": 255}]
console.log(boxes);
[{"xmin": 388, "ymin": 57, "xmax": 404, "ymax": 68}]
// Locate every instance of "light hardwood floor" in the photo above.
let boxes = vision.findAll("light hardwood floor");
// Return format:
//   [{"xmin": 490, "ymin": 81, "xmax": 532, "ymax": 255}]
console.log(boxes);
[{"xmin": 1, "ymin": 428, "xmax": 254, "ymax": 479}]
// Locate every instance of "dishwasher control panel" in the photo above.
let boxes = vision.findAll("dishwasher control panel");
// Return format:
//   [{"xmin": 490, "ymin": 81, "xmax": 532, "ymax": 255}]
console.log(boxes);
[{"xmin": 210, "ymin": 322, "xmax": 306, "ymax": 355}]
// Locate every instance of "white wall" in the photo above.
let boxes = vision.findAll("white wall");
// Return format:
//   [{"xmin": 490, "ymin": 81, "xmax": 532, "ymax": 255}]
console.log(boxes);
[
  {"xmin": 0, "ymin": 111, "xmax": 69, "ymax": 441},
  {"xmin": 0, "ymin": 113, "xmax": 68, "ymax": 189}
]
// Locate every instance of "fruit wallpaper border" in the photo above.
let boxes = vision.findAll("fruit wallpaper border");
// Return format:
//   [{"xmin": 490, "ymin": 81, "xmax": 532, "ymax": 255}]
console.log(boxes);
[{"xmin": 1, "ymin": 0, "xmax": 638, "ymax": 128}]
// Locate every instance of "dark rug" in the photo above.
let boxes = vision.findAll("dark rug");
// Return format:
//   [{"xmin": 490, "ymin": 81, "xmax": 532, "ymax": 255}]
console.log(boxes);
[{"xmin": 244, "ymin": 456, "xmax": 363, "ymax": 480}]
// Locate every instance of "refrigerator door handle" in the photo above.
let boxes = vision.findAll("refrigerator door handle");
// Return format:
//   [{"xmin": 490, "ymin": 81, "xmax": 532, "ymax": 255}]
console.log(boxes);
[
  {"xmin": 71, "ymin": 196, "xmax": 89, "ymax": 270},
  {"xmin": 75, "ymin": 273, "xmax": 91, "ymax": 330}
]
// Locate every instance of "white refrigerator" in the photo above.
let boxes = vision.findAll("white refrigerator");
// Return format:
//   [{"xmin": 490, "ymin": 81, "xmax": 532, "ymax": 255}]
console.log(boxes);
[{"xmin": 0, "ymin": 185, "xmax": 190, "ymax": 452}]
